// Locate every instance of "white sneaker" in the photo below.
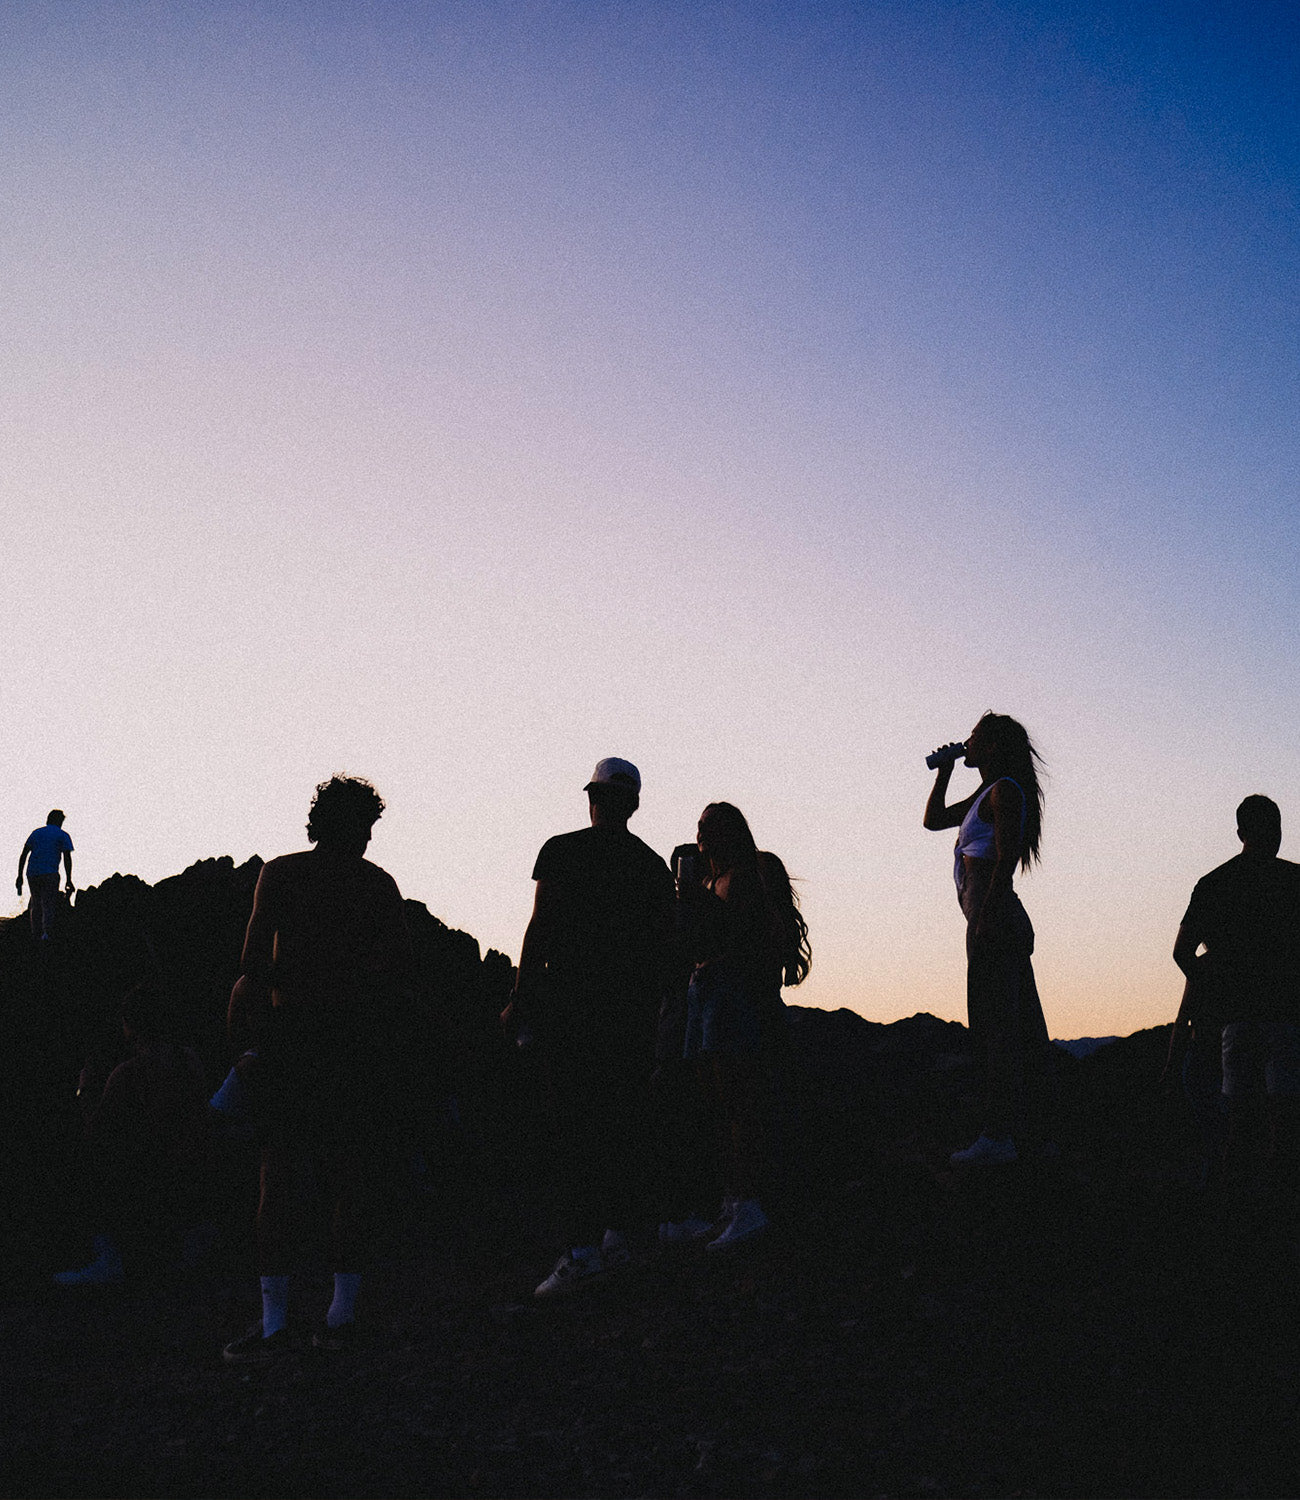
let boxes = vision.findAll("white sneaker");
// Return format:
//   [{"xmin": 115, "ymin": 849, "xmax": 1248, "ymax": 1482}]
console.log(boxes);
[
  {"xmin": 534, "ymin": 1245, "xmax": 603, "ymax": 1299},
  {"xmin": 600, "ymin": 1229, "xmax": 631, "ymax": 1271},
  {"xmin": 54, "ymin": 1234, "xmax": 124, "ymax": 1287},
  {"xmin": 658, "ymin": 1217, "xmax": 714, "ymax": 1245},
  {"xmin": 706, "ymin": 1198, "xmax": 769, "ymax": 1251},
  {"xmin": 949, "ymin": 1134, "xmax": 1018, "ymax": 1167}
]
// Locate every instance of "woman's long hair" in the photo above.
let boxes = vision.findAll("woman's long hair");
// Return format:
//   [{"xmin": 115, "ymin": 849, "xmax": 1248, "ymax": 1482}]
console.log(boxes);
[
  {"xmin": 974, "ymin": 711, "xmax": 1044, "ymax": 871},
  {"xmin": 699, "ymin": 803, "xmax": 811, "ymax": 987},
  {"xmin": 757, "ymin": 850, "xmax": 811, "ymax": 987}
]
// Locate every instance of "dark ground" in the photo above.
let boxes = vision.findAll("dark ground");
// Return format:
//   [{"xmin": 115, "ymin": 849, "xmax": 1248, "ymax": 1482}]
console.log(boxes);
[{"xmin": 2, "ymin": 874, "xmax": 1299, "ymax": 1499}]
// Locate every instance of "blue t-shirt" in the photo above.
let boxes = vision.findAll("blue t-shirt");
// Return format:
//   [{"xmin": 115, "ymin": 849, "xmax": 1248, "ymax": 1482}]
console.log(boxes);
[{"xmin": 24, "ymin": 825, "xmax": 73, "ymax": 877}]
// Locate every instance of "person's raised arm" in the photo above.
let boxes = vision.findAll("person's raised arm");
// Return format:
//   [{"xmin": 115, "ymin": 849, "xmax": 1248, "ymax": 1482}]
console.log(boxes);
[
  {"xmin": 924, "ymin": 757, "xmax": 977, "ymax": 833},
  {"xmin": 971, "ymin": 780, "xmax": 1024, "ymax": 941}
]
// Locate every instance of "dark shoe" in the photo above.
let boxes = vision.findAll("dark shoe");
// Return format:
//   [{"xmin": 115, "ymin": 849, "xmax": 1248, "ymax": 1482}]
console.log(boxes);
[
  {"xmin": 312, "ymin": 1321, "xmax": 356, "ymax": 1352},
  {"xmin": 222, "ymin": 1321, "xmax": 295, "ymax": 1364}
]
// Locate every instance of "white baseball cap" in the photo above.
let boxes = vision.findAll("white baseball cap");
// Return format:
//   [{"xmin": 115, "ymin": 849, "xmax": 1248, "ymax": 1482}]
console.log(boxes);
[{"xmin": 584, "ymin": 757, "xmax": 641, "ymax": 794}]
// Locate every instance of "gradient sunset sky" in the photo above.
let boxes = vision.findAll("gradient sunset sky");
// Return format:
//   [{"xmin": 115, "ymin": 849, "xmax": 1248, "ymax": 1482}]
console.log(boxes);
[{"xmin": 5, "ymin": 1, "xmax": 1298, "ymax": 1038}]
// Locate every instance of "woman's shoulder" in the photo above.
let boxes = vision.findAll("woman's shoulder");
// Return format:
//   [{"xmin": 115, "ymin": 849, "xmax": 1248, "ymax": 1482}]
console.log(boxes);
[{"xmin": 978, "ymin": 778, "xmax": 1024, "ymax": 816}]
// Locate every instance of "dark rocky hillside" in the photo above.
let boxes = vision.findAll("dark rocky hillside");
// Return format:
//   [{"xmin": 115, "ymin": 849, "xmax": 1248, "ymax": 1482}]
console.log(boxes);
[{"xmin": 2, "ymin": 861, "xmax": 1298, "ymax": 1498}]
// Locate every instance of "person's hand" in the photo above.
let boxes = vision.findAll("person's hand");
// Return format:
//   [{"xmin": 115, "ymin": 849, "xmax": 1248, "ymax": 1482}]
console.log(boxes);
[
  {"xmin": 65, "ymin": 883, "xmax": 74, "ymax": 895},
  {"xmin": 14, "ymin": 878, "xmax": 21, "ymax": 895},
  {"xmin": 929, "ymin": 742, "xmax": 965, "ymax": 769}
]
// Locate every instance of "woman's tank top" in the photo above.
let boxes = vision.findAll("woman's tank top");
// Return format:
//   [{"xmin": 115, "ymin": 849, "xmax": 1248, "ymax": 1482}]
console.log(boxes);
[{"xmin": 954, "ymin": 777, "xmax": 1025, "ymax": 892}]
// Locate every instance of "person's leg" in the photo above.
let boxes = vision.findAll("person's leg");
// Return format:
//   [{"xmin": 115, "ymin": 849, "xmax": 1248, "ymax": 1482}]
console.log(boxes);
[
  {"xmin": 256, "ymin": 1143, "xmax": 294, "ymax": 1335},
  {"xmin": 714, "ymin": 1053, "xmax": 769, "ymax": 1202},
  {"xmin": 29, "ymin": 874, "xmax": 55, "ymax": 939},
  {"xmin": 1016, "ymin": 942, "xmax": 1058, "ymax": 1152},
  {"xmin": 53, "ymin": 1136, "xmax": 126, "ymax": 1285},
  {"xmin": 1183, "ymin": 1029, "xmax": 1227, "ymax": 1181},
  {"xmin": 1263, "ymin": 1023, "xmax": 1300, "ymax": 1213},
  {"xmin": 967, "ymin": 935, "xmax": 1023, "ymax": 1142},
  {"xmin": 1222, "ymin": 1022, "xmax": 1267, "ymax": 1191},
  {"xmin": 325, "ymin": 1154, "xmax": 365, "ymax": 1332},
  {"xmin": 322, "ymin": 1095, "xmax": 380, "ymax": 1332},
  {"xmin": 650, "ymin": 1057, "xmax": 716, "ymax": 1226},
  {"xmin": 702, "ymin": 1050, "xmax": 773, "ymax": 1247},
  {"xmin": 603, "ymin": 1054, "xmax": 651, "ymax": 1238},
  {"xmin": 534, "ymin": 1035, "xmax": 644, "ymax": 1296}
]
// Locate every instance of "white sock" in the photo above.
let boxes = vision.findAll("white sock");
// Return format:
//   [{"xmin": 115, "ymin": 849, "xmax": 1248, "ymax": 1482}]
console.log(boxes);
[
  {"xmin": 327, "ymin": 1272, "xmax": 361, "ymax": 1328},
  {"xmin": 260, "ymin": 1275, "xmax": 289, "ymax": 1337}
]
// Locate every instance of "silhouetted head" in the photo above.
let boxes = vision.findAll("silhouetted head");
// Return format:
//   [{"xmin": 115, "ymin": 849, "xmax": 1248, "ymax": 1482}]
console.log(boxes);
[
  {"xmin": 697, "ymin": 802, "xmax": 759, "ymax": 877},
  {"xmin": 585, "ymin": 757, "xmax": 641, "ymax": 826},
  {"xmin": 1237, "ymin": 794, "xmax": 1281, "ymax": 857},
  {"xmin": 963, "ymin": 712, "xmax": 1045, "ymax": 870},
  {"xmin": 306, "ymin": 775, "xmax": 385, "ymax": 856},
  {"xmin": 120, "ymin": 981, "xmax": 164, "ymax": 1042},
  {"xmin": 46, "ymin": 810, "xmax": 64, "ymax": 827}
]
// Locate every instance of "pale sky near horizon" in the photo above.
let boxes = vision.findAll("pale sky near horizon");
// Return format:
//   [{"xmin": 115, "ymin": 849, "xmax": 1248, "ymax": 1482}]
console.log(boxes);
[{"xmin": 4, "ymin": 1, "xmax": 1299, "ymax": 1038}]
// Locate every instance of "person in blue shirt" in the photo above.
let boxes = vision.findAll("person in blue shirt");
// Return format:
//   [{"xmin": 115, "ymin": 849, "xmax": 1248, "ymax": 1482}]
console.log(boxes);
[{"xmin": 17, "ymin": 809, "xmax": 74, "ymax": 940}]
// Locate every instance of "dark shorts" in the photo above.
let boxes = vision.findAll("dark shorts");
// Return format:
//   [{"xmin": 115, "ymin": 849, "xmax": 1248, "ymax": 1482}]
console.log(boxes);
[
  {"xmin": 1221, "ymin": 1021, "xmax": 1300, "ymax": 1100},
  {"xmin": 250, "ymin": 1006, "xmax": 386, "ymax": 1151},
  {"xmin": 684, "ymin": 966, "xmax": 763, "ymax": 1057}
]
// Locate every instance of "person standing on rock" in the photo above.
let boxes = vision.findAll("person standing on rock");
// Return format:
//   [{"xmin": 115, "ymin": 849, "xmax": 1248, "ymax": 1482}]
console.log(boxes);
[
  {"xmin": 665, "ymin": 802, "xmax": 810, "ymax": 1249},
  {"xmin": 16, "ymin": 809, "xmax": 74, "ymax": 940},
  {"xmin": 510, "ymin": 757, "xmax": 675, "ymax": 1297},
  {"xmin": 1171, "ymin": 795, "xmax": 1300, "ymax": 1196},
  {"xmin": 222, "ymin": 775, "xmax": 413, "ymax": 1362},
  {"xmin": 924, "ymin": 713, "xmax": 1051, "ymax": 1167}
]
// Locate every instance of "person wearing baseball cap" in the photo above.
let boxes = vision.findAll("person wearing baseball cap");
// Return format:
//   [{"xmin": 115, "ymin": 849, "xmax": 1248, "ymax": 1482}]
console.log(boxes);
[{"xmin": 511, "ymin": 757, "xmax": 675, "ymax": 1297}]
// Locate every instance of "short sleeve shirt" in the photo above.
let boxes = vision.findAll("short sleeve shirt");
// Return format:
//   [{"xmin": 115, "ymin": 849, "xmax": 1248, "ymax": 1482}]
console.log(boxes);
[
  {"xmin": 24, "ymin": 825, "xmax": 73, "ymax": 876},
  {"xmin": 1181, "ymin": 854, "xmax": 1300, "ymax": 1023},
  {"xmin": 532, "ymin": 825, "xmax": 674, "ymax": 999}
]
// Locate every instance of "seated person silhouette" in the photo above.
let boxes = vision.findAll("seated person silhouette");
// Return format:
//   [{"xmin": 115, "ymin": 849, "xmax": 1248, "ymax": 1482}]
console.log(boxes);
[
  {"xmin": 222, "ymin": 775, "xmax": 413, "ymax": 1361},
  {"xmin": 55, "ymin": 982, "xmax": 209, "ymax": 1286},
  {"xmin": 1174, "ymin": 795, "xmax": 1300, "ymax": 1196}
]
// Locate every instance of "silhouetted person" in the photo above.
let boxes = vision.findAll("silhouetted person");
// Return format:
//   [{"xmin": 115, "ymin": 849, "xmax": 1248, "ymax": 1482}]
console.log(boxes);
[
  {"xmin": 222, "ymin": 775, "xmax": 413, "ymax": 1361},
  {"xmin": 17, "ymin": 809, "xmax": 73, "ymax": 940},
  {"xmin": 1172, "ymin": 795, "xmax": 1300, "ymax": 1198},
  {"xmin": 925, "ymin": 713, "xmax": 1051, "ymax": 1166},
  {"xmin": 54, "ymin": 982, "xmax": 209, "ymax": 1286},
  {"xmin": 511, "ymin": 758, "xmax": 674, "ymax": 1297},
  {"xmin": 665, "ymin": 803, "xmax": 810, "ymax": 1249}
]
